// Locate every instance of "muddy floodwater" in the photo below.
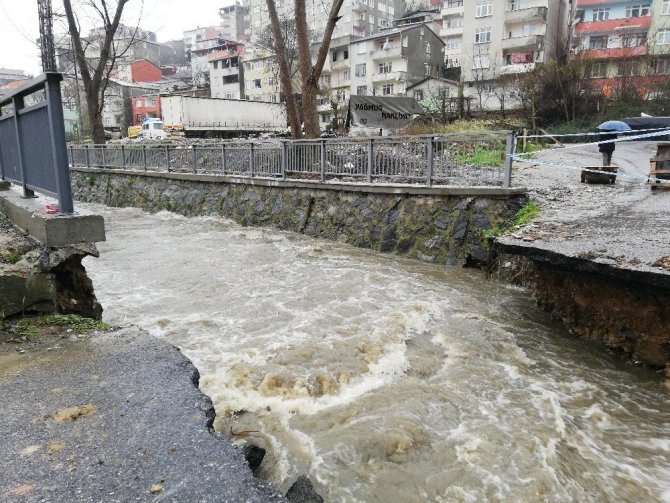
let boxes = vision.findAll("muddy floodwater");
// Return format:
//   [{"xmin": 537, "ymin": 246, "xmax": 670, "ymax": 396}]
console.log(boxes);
[{"xmin": 82, "ymin": 204, "xmax": 670, "ymax": 503}]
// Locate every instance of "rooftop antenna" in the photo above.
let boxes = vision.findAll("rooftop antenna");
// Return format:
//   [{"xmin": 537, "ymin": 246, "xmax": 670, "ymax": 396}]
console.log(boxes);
[{"xmin": 38, "ymin": 0, "xmax": 57, "ymax": 72}]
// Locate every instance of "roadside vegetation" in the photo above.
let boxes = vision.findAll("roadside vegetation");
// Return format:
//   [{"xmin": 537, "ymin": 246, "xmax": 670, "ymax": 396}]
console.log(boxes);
[
  {"xmin": 482, "ymin": 200, "xmax": 541, "ymax": 245},
  {"xmin": 2, "ymin": 314, "xmax": 110, "ymax": 345}
]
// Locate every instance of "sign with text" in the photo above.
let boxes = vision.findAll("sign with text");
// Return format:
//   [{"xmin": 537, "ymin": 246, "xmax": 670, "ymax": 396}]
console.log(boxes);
[{"xmin": 348, "ymin": 95, "xmax": 424, "ymax": 130}]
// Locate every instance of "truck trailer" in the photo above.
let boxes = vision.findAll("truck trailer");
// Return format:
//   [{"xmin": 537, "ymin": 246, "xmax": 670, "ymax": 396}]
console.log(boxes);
[{"xmin": 161, "ymin": 95, "xmax": 288, "ymax": 138}]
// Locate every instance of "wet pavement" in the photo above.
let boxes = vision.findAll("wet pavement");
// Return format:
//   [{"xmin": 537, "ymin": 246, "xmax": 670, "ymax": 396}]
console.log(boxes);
[
  {"xmin": 499, "ymin": 140, "xmax": 670, "ymax": 285},
  {"xmin": 0, "ymin": 326, "xmax": 286, "ymax": 503}
]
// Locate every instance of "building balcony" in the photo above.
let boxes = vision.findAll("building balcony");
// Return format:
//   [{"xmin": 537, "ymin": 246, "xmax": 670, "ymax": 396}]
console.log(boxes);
[
  {"xmin": 575, "ymin": 46, "xmax": 648, "ymax": 60},
  {"xmin": 214, "ymin": 66, "xmax": 240, "ymax": 77},
  {"xmin": 575, "ymin": 16, "xmax": 651, "ymax": 35},
  {"xmin": 351, "ymin": 1, "xmax": 368, "ymax": 13},
  {"xmin": 501, "ymin": 34, "xmax": 544, "ymax": 51},
  {"xmin": 370, "ymin": 45, "xmax": 402, "ymax": 60},
  {"xmin": 440, "ymin": 26, "xmax": 463, "ymax": 37},
  {"xmin": 441, "ymin": 4, "xmax": 464, "ymax": 18},
  {"xmin": 372, "ymin": 70, "xmax": 407, "ymax": 82},
  {"xmin": 499, "ymin": 62, "xmax": 536, "ymax": 75},
  {"xmin": 331, "ymin": 59, "xmax": 351, "ymax": 70},
  {"xmin": 505, "ymin": 6, "xmax": 547, "ymax": 24}
]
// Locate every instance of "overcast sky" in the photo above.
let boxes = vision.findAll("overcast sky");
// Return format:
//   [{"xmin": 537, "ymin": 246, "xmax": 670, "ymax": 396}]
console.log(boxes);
[{"xmin": 0, "ymin": 0, "xmax": 235, "ymax": 77}]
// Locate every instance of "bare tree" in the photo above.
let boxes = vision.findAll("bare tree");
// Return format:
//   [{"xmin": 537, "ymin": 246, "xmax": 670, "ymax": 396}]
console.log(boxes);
[
  {"xmin": 62, "ymin": 0, "xmax": 136, "ymax": 144},
  {"xmin": 266, "ymin": 0, "xmax": 345, "ymax": 138}
]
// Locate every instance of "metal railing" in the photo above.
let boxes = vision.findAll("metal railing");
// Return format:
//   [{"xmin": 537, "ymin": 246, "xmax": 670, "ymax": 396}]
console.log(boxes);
[
  {"xmin": 68, "ymin": 131, "xmax": 515, "ymax": 188},
  {"xmin": 0, "ymin": 73, "xmax": 73, "ymax": 213}
]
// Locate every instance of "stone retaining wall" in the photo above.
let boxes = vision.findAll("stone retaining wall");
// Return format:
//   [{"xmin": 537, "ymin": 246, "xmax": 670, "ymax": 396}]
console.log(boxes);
[{"xmin": 71, "ymin": 168, "xmax": 528, "ymax": 267}]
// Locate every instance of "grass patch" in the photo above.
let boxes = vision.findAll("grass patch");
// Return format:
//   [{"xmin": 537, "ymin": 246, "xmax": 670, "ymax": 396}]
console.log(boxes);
[
  {"xmin": 455, "ymin": 147, "xmax": 504, "ymax": 167},
  {"xmin": 4, "ymin": 250, "xmax": 21, "ymax": 264},
  {"xmin": 514, "ymin": 200, "xmax": 541, "ymax": 227},
  {"xmin": 15, "ymin": 314, "xmax": 109, "ymax": 340},
  {"xmin": 482, "ymin": 200, "xmax": 541, "ymax": 248}
]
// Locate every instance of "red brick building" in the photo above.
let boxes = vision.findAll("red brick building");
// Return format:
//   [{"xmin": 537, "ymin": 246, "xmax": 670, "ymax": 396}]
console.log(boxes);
[{"xmin": 131, "ymin": 94, "xmax": 161, "ymax": 125}]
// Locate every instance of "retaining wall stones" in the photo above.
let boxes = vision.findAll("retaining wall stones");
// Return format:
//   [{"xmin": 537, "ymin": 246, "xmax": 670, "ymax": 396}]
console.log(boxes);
[{"xmin": 71, "ymin": 168, "xmax": 528, "ymax": 267}]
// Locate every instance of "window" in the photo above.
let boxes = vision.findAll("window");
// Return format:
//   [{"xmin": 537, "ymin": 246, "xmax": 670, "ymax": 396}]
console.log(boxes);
[
  {"xmin": 589, "ymin": 35, "xmax": 608, "ymax": 49},
  {"xmin": 223, "ymin": 75, "xmax": 239, "ymax": 84},
  {"xmin": 473, "ymin": 54, "xmax": 490, "ymax": 69},
  {"xmin": 664, "ymin": 1, "xmax": 670, "ymax": 15},
  {"xmin": 135, "ymin": 98, "xmax": 143, "ymax": 107},
  {"xmin": 474, "ymin": 27, "xmax": 491, "ymax": 44},
  {"xmin": 378, "ymin": 61, "xmax": 392, "ymax": 73},
  {"xmin": 446, "ymin": 39, "xmax": 460, "ymax": 50},
  {"xmin": 586, "ymin": 62, "xmax": 607, "ymax": 78},
  {"xmin": 509, "ymin": 0, "xmax": 528, "ymax": 11},
  {"xmin": 425, "ymin": 42, "xmax": 431, "ymax": 54},
  {"xmin": 617, "ymin": 61, "xmax": 640, "ymax": 76},
  {"xmin": 213, "ymin": 61, "xmax": 219, "ymax": 69},
  {"xmin": 382, "ymin": 83, "xmax": 394, "ymax": 95},
  {"xmin": 145, "ymin": 97, "xmax": 155, "ymax": 107},
  {"xmin": 424, "ymin": 63, "xmax": 431, "ymax": 76},
  {"xmin": 342, "ymin": 70, "xmax": 350, "ymax": 81},
  {"xmin": 653, "ymin": 58, "xmax": 670, "ymax": 74},
  {"xmin": 592, "ymin": 8, "xmax": 610, "ymax": 21},
  {"xmin": 446, "ymin": 17, "xmax": 463, "ymax": 29},
  {"xmin": 414, "ymin": 90, "xmax": 424, "ymax": 101},
  {"xmin": 357, "ymin": 42, "xmax": 367, "ymax": 54},
  {"xmin": 447, "ymin": 0, "xmax": 463, "ymax": 6},
  {"xmin": 621, "ymin": 33, "xmax": 647, "ymax": 47},
  {"xmin": 357, "ymin": 85, "xmax": 367, "ymax": 95},
  {"xmin": 254, "ymin": 79, "xmax": 262, "ymax": 88},
  {"xmin": 476, "ymin": 2, "xmax": 492, "ymax": 17},
  {"xmin": 332, "ymin": 50, "xmax": 337, "ymax": 62},
  {"xmin": 355, "ymin": 63, "xmax": 366, "ymax": 76},
  {"xmin": 659, "ymin": 29, "xmax": 670, "ymax": 45},
  {"xmin": 625, "ymin": 4, "xmax": 650, "ymax": 18},
  {"xmin": 268, "ymin": 77, "xmax": 277, "ymax": 88},
  {"xmin": 344, "ymin": 49, "xmax": 349, "ymax": 60}
]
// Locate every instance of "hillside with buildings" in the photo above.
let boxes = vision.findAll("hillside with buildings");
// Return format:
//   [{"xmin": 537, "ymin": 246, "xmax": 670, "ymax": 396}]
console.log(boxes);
[{"xmin": 5, "ymin": 0, "xmax": 662, "ymax": 137}]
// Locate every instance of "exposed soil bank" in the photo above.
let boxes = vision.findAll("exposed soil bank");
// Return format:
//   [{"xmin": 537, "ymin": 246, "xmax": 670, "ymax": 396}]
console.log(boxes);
[
  {"xmin": 0, "ymin": 214, "xmax": 102, "ymax": 319},
  {"xmin": 496, "ymin": 251, "xmax": 670, "ymax": 371}
]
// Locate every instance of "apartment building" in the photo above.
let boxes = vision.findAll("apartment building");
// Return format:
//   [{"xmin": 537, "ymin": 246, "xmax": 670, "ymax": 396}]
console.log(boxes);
[
  {"xmin": 209, "ymin": 46, "xmax": 245, "ymax": 100},
  {"xmin": 316, "ymin": 36, "xmax": 359, "ymax": 126},
  {"xmin": 219, "ymin": 2, "xmax": 250, "ymax": 42},
  {"xmin": 241, "ymin": 47, "xmax": 281, "ymax": 102},
  {"xmin": 184, "ymin": 27, "xmax": 222, "ymax": 63},
  {"xmin": 449, "ymin": 0, "xmax": 572, "ymax": 110},
  {"xmin": 244, "ymin": 0, "xmax": 407, "ymax": 42},
  {"xmin": 572, "ymin": 0, "xmax": 670, "ymax": 97},
  {"xmin": 349, "ymin": 24, "xmax": 446, "ymax": 99}
]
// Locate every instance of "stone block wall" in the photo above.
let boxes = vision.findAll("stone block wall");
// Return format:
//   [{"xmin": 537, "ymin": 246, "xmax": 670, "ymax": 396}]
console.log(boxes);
[{"xmin": 71, "ymin": 169, "xmax": 528, "ymax": 267}]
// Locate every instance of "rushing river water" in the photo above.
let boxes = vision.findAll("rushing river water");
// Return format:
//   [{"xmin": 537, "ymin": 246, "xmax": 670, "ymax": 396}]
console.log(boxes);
[{"xmin": 82, "ymin": 204, "xmax": 670, "ymax": 503}]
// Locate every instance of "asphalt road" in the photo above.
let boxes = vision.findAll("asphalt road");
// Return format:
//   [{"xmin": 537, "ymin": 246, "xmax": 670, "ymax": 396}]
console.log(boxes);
[
  {"xmin": 0, "ymin": 327, "xmax": 287, "ymax": 503},
  {"xmin": 501, "ymin": 140, "xmax": 670, "ymax": 279}
]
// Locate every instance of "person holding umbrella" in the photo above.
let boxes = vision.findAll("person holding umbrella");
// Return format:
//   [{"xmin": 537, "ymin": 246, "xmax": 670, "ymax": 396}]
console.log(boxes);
[{"xmin": 597, "ymin": 120, "xmax": 631, "ymax": 166}]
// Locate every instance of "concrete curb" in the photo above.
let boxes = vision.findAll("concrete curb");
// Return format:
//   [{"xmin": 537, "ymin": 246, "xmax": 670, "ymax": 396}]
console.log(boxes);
[{"xmin": 0, "ymin": 186, "xmax": 105, "ymax": 247}]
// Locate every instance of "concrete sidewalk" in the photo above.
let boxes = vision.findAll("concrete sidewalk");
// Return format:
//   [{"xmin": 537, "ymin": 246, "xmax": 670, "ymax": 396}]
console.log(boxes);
[{"xmin": 0, "ymin": 327, "xmax": 286, "ymax": 503}]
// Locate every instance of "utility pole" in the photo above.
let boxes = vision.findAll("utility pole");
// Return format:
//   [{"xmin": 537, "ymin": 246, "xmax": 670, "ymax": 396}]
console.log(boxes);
[{"xmin": 38, "ymin": 0, "xmax": 57, "ymax": 72}]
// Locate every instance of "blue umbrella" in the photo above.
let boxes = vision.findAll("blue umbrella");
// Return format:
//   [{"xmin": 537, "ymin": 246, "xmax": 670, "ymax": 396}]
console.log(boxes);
[{"xmin": 597, "ymin": 120, "xmax": 632, "ymax": 131}]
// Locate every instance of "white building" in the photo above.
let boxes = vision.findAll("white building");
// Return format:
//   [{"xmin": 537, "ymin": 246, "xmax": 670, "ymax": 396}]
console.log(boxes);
[{"xmin": 244, "ymin": 0, "xmax": 408, "ymax": 42}]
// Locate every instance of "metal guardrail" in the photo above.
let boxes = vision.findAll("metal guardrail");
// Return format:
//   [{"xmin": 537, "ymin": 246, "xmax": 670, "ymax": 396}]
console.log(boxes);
[
  {"xmin": 68, "ymin": 131, "xmax": 515, "ymax": 188},
  {"xmin": 0, "ymin": 73, "xmax": 74, "ymax": 213}
]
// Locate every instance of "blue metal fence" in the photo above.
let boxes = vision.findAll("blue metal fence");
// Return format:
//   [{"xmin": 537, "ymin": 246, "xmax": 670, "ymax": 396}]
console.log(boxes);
[{"xmin": 0, "ymin": 73, "xmax": 74, "ymax": 213}]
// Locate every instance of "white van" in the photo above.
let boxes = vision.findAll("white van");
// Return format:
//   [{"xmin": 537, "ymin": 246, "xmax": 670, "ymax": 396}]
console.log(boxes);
[{"xmin": 140, "ymin": 118, "xmax": 167, "ymax": 140}]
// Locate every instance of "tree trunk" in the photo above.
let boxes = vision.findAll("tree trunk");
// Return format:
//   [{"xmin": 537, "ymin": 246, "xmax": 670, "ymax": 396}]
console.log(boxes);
[{"xmin": 265, "ymin": 0, "xmax": 302, "ymax": 138}]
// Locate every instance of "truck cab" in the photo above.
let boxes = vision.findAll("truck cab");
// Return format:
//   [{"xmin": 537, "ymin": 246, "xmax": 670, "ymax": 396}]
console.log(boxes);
[{"xmin": 140, "ymin": 118, "xmax": 166, "ymax": 140}]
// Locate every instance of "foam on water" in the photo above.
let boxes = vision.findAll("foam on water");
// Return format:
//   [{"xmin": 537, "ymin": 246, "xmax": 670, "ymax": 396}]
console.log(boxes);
[{"xmin": 82, "ymin": 204, "xmax": 670, "ymax": 502}]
